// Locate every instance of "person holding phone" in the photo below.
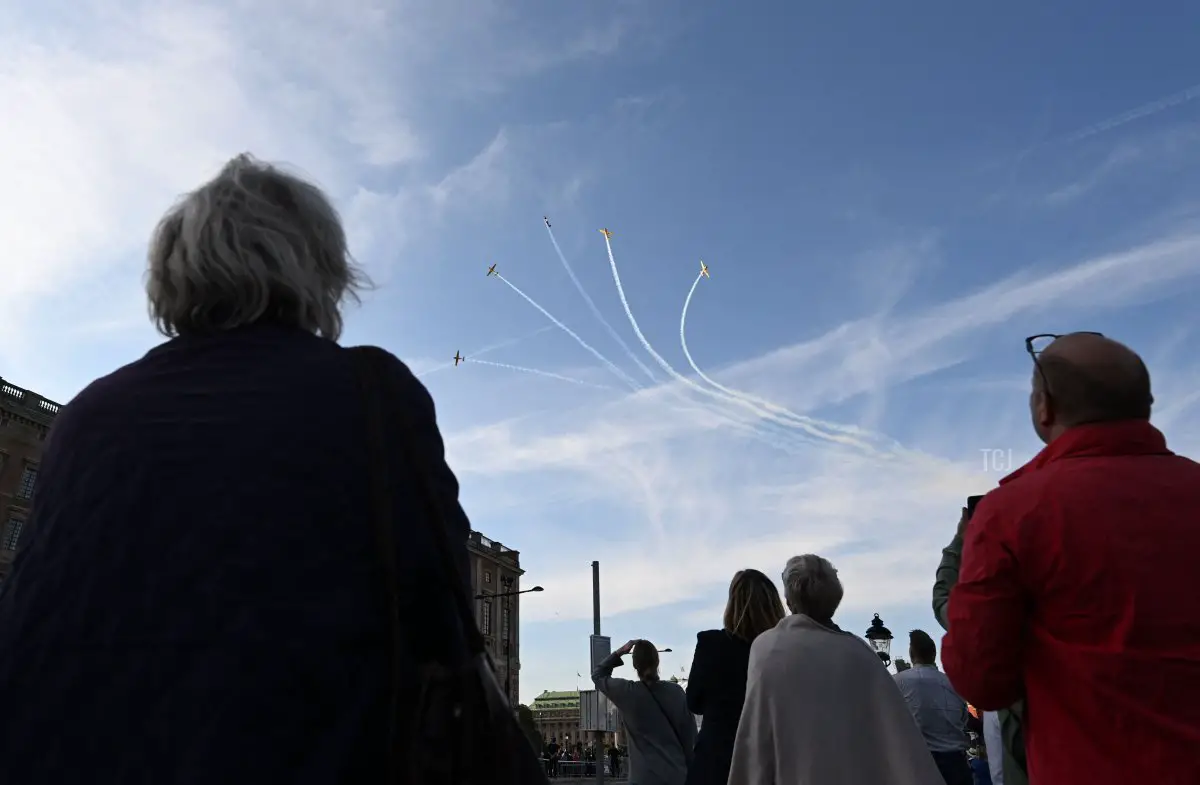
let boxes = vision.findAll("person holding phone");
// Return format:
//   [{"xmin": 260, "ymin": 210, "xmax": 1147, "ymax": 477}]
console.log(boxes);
[
  {"xmin": 941, "ymin": 332, "xmax": 1200, "ymax": 785},
  {"xmin": 933, "ymin": 499, "xmax": 1024, "ymax": 785}
]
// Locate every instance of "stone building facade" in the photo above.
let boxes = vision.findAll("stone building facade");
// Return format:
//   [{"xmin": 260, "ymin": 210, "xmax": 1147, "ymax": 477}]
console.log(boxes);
[
  {"xmin": 468, "ymin": 530, "xmax": 525, "ymax": 707},
  {"xmin": 531, "ymin": 690, "xmax": 583, "ymax": 748},
  {"xmin": 0, "ymin": 378, "xmax": 60, "ymax": 584}
]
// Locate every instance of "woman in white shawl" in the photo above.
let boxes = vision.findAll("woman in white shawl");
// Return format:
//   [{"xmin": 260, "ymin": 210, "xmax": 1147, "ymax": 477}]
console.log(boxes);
[{"xmin": 728, "ymin": 554, "xmax": 944, "ymax": 785}]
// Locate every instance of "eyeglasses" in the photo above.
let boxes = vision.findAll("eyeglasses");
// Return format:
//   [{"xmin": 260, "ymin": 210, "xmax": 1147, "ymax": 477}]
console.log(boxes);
[{"xmin": 1025, "ymin": 332, "xmax": 1104, "ymax": 394}]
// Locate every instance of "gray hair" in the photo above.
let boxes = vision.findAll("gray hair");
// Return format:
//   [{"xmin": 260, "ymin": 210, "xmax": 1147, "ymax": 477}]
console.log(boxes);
[
  {"xmin": 781, "ymin": 554, "xmax": 843, "ymax": 621},
  {"xmin": 146, "ymin": 154, "xmax": 369, "ymax": 340}
]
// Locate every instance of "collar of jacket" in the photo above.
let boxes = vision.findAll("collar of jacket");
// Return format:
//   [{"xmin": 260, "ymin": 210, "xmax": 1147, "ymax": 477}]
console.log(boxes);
[{"xmin": 999, "ymin": 419, "xmax": 1172, "ymax": 486}]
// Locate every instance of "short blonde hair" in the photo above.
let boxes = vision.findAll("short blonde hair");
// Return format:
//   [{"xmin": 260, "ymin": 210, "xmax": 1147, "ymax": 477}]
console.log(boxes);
[{"xmin": 146, "ymin": 154, "xmax": 369, "ymax": 340}]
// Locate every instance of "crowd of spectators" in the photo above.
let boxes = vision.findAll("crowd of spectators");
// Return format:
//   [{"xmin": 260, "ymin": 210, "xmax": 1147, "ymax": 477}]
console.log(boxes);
[{"xmin": 0, "ymin": 156, "xmax": 1196, "ymax": 785}]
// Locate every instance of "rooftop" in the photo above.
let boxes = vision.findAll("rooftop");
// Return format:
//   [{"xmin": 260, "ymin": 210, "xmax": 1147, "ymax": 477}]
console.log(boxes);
[
  {"xmin": 532, "ymin": 690, "xmax": 581, "ymax": 711},
  {"xmin": 0, "ymin": 377, "xmax": 62, "ymax": 427},
  {"xmin": 468, "ymin": 530, "xmax": 521, "ymax": 568}
]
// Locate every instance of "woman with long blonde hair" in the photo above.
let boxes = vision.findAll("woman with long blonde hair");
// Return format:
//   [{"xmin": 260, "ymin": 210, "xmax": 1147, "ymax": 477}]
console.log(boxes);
[{"xmin": 683, "ymin": 569, "xmax": 785, "ymax": 785}]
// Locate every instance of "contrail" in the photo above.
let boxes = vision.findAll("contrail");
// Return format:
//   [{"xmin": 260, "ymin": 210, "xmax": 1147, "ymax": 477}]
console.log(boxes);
[
  {"xmin": 679, "ymin": 272, "xmax": 878, "ymax": 453},
  {"xmin": 601, "ymin": 235, "xmax": 815, "ymax": 451},
  {"xmin": 1063, "ymin": 81, "xmax": 1200, "ymax": 144},
  {"xmin": 467, "ymin": 358, "xmax": 616, "ymax": 391},
  {"xmin": 417, "ymin": 325, "xmax": 555, "ymax": 378},
  {"xmin": 546, "ymin": 224, "xmax": 659, "ymax": 384},
  {"xmin": 495, "ymin": 273, "xmax": 642, "ymax": 392}
]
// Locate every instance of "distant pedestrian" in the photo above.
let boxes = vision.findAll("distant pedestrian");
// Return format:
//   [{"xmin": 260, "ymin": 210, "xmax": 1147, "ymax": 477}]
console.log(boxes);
[
  {"xmin": 684, "ymin": 568, "xmax": 785, "ymax": 785},
  {"xmin": 608, "ymin": 744, "xmax": 621, "ymax": 778},
  {"xmin": 594, "ymin": 639, "xmax": 695, "ymax": 785}
]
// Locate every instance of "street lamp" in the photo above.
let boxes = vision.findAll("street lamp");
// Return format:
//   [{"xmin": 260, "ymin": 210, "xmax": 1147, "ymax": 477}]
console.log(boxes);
[
  {"xmin": 658, "ymin": 648, "xmax": 672, "ymax": 653},
  {"xmin": 478, "ymin": 581, "xmax": 545, "ymax": 705},
  {"xmin": 475, "ymin": 585, "xmax": 544, "ymax": 600},
  {"xmin": 864, "ymin": 613, "xmax": 893, "ymax": 666}
]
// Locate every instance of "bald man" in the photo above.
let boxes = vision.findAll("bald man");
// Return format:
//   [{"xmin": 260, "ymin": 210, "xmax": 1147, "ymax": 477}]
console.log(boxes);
[{"xmin": 941, "ymin": 332, "xmax": 1200, "ymax": 785}]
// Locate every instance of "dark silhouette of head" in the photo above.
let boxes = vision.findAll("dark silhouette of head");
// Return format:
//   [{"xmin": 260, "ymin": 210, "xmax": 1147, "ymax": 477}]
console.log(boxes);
[
  {"xmin": 631, "ymin": 640, "xmax": 660, "ymax": 682},
  {"xmin": 1030, "ymin": 333, "xmax": 1153, "ymax": 444},
  {"xmin": 909, "ymin": 629, "xmax": 937, "ymax": 666},
  {"xmin": 724, "ymin": 568, "xmax": 787, "ymax": 642}
]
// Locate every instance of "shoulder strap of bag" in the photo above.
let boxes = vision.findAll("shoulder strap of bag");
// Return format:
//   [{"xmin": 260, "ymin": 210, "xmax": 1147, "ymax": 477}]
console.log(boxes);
[
  {"xmin": 642, "ymin": 681, "xmax": 688, "ymax": 754},
  {"xmin": 350, "ymin": 347, "xmax": 487, "ymax": 655}
]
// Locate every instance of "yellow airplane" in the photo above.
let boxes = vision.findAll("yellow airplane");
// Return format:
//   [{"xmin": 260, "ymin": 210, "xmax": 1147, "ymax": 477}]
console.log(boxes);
[
  {"xmin": 453, "ymin": 351, "xmax": 464, "ymax": 366},
  {"xmin": 700, "ymin": 261, "xmax": 710, "ymax": 278},
  {"xmin": 599, "ymin": 228, "xmax": 613, "ymax": 240},
  {"xmin": 486, "ymin": 263, "xmax": 498, "ymax": 277}
]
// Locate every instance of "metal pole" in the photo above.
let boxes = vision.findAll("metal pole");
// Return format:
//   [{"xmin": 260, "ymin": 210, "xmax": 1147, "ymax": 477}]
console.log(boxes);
[
  {"xmin": 592, "ymin": 560, "xmax": 604, "ymax": 785},
  {"xmin": 504, "ymin": 594, "xmax": 511, "ymax": 701},
  {"xmin": 591, "ymin": 561, "xmax": 601, "ymax": 636}
]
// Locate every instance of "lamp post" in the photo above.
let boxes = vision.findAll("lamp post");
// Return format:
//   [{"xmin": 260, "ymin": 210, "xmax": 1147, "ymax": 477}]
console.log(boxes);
[
  {"xmin": 478, "ymin": 582, "xmax": 544, "ymax": 704},
  {"xmin": 864, "ymin": 613, "xmax": 894, "ymax": 667}
]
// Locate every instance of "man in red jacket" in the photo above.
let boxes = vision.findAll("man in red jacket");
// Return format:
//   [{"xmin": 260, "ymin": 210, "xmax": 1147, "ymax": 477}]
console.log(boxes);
[{"xmin": 941, "ymin": 332, "xmax": 1200, "ymax": 785}]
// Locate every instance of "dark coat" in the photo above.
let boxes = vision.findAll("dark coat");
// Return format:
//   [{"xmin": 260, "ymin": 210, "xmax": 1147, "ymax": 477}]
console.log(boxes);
[
  {"xmin": 0, "ymin": 325, "xmax": 471, "ymax": 785},
  {"xmin": 684, "ymin": 629, "xmax": 752, "ymax": 785}
]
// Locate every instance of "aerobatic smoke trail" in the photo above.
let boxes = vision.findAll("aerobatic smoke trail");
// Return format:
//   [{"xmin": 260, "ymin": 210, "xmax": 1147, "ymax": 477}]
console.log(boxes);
[
  {"xmin": 1063, "ymin": 81, "xmax": 1200, "ymax": 144},
  {"xmin": 601, "ymin": 236, "xmax": 811, "ymax": 451},
  {"xmin": 467, "ymin": 358, "xmax": 616, "ymax": 391},
  {"xmin": 546, "ymin": 224, "xmax": 659, "ymax": 384},
  {"xmin": 495, "ymin": 273, "xmax": 642, "ymax": 392},
  {"xmin": 417, "ymin": 325, "xmax": 555, "ymax": 378},
  {"xmin": 679, "ymin": 273, "xmax": 878, "ymax": 453}
]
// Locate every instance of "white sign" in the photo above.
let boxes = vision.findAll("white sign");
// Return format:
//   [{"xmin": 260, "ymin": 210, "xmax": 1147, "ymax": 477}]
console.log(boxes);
[
  {"xmin": 589, "ymin": 635, "xmax": 611, "ymax": 673},
  {"xmin": 579, "ymin": 688, "xmax": 620, "ymax": 732}
]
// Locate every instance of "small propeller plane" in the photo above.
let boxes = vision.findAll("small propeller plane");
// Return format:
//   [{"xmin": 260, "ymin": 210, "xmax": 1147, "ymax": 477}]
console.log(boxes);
[
  {"xmin": 544, "ymin": 216, "xmax": 551, "ymax": 228},
  {"xmin": 453, "ymin": 351, "xmax": 464, "ymax": 366},
  {"xmin": 700, "ymin": 260, "xmax": 710, "ymax": 278},
  {"xmin": 599, "ymin": 228, "xmax": 612, "ymax": 240},
  {"xmin": 486, "ymin": 263, "xmax": 498, "ymax": 277}
]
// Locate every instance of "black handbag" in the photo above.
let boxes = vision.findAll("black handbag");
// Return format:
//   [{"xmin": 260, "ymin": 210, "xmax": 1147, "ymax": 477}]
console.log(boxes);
[{"xmin": 349, "ymin": 346, "xmax": 548, "ymax": 785}]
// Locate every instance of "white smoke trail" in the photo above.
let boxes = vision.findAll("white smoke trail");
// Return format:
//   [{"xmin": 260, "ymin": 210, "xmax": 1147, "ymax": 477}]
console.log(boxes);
[
  {"xmin": 417, "ymin": 325, "xmax": 556, "ymax": 378},
  {"xmin": 467, "ymin": 358, "xmax": 616, "ymax": 391},
  {"xmin": 1063, "ymin": 81, "xmax": 1200, "ymax": 144},
  {"xmin": 679, "ymin": 273, "xmax": 879, "ymax": 453},
  {"xmin": 601, "ymin": 236, "xmax": 812, "ymax": 451},
  {"xmin": 546, "ymin": 224, "xmax": 659, "ymax": 383},
  {"xmin": 495, "ymin": 273, "xmax": 642, "ymax": 392}
]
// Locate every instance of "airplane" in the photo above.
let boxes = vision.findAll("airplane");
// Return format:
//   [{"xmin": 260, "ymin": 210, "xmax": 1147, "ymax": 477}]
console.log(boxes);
[
  {"xmin": 599, "ymin": 228, "xmax": 612, "ymax": 240},
  {"xmin": 453, "ymin": 351, "xmax": 464, "ymax": 366},
  {"xmin": 544, "ymin": 216, "xmax": 551, "ymax": 228},
  {"xmin": 486, "ymin": 263, "xmax": 498, "ymax": 277},
  {"xmin": 700, "ymin": 260, "xmax": 710, "ymax": 278}
]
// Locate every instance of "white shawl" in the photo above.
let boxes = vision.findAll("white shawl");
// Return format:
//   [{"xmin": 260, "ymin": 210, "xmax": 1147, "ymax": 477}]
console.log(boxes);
[{"xmin": 728, "ymin": 614, "xmax": 943, "ymax": 785}]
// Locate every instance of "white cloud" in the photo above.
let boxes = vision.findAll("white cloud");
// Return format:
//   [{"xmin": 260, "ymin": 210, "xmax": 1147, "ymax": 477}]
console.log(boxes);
[{"xmin": 0, "ymin": 0, "xmax": 627, "ymax": 381}]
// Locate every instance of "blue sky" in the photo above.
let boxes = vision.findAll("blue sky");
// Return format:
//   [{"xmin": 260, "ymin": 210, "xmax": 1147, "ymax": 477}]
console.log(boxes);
[{"xmin": 3, "ymin": 0, "xmax": 1200, "ymax": 704}]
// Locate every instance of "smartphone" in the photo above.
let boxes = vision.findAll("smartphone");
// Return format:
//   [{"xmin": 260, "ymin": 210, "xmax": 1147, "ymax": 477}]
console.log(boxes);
[{"xmin": 966, "ymin": 495, "xmax": 985, "ymax": 519}]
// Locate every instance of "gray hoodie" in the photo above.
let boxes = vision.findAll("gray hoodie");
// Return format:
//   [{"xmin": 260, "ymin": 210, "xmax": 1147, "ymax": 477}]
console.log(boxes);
[{"xmin": 593, "ymin": 651, "xmax": 696, "ymax": 785}]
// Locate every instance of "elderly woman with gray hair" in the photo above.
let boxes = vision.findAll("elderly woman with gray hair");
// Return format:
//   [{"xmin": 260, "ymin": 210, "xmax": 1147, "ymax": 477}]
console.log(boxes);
[
  {"xmin": 0, "ymin": 156, "xmax": 543, "ymax": 785},
  {"xmin": 728, "ymin": 555, "xmax": 944, "ymax": 785}
]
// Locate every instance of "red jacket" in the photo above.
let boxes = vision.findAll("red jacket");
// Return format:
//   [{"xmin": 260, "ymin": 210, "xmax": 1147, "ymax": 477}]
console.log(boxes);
[{"xmin": 942, "ymin": 420, "xmax": 1200, "ymax": 785}]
